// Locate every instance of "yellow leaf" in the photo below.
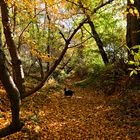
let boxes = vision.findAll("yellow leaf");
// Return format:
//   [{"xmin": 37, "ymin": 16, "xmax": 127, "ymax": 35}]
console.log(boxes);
[
  {"xmin": 129, "ymin": 8, "xmax": 134, "ymax": 15},
  {"xmin": 130, "ymin": 0, "xmax": 134, "ymax": 4},
  {"xmin": 34, "ymin": 126, "xmax": 41, "ymax": 133},
  {"xmin": 134, "ymin": 9, "xmax": 139, "ymax": 17}
]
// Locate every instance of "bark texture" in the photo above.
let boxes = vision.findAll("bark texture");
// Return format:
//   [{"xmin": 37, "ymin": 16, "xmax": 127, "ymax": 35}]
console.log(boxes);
[
  {"xmin": 0, "ymin": 32, "xmax": 23, "ymax": 138},
  {"xmin": 0, "ymin": 0, "xmax": 25, "ymax": 96},
  {"xmin": 126, "ymin": 0, "xmax": 140, "ymax": 48},
  {"xmin": 88, "ymin": 19, "xmax": 109, "ymax": 65}
]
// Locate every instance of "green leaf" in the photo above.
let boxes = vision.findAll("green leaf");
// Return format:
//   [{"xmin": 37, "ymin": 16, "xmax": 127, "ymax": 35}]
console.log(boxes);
[
  {"xmin": 135, "ymin": 61, "xmax": 139, "ymax": 66},
  {"xmin": 125, "ymin": 45, "xmax": 130, "ymax": 51},
  {"xmin": 133, "ymin": 69, "xmax": 138, "ymax": 75},
  {"xmin": 131, "ymin": 45, "xmax": 140, "ymax": 49},
  {"xmin": 131, "ymin": 50, "xmax": 135, "ymax": 55},
  {"xmin": 134, "ymin": 54, "xmax": 140, "ymax": 61},
  {"xmin": 130, "ymin": 71, "xmax": 134, "ymax": 76},
  {"xmin": 0, "ymin": 114, "xmax": 4, "ymax": 118},
  {"xmin": 130, "ymin": 69, "xmax": 138, "ymax": 76},
  {"xmin": 128, "ymin": 61, "xmax": 135, "ymax": 65},
  {"xmin": 128, "ymin": 68, "xmax": 133, "ymax": 71}
]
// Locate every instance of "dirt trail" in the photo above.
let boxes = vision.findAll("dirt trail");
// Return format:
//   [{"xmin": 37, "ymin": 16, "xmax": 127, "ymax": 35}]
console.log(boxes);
[{"xmin": 1, "ymin": 78, "xmax": 140, "ymax": 139}]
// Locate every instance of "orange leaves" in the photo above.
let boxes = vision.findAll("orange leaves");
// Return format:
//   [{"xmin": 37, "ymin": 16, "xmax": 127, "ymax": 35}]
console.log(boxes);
[
  {"xmin": 61, "ymin": 0, "xmax": 66, "ymax": 7},
  {"xmin": 30, "ymin": 47, "xmax": 55, "ymax": 62},
  {"xmin": 23, "ymin": 38, "xmax": 56, "ymax": 62},
  {"xmin": 1, "ymin": 76, "xmax": 140, "ymax": 139},
  {"xmin": 6, "ymin": 0, "xmax": 77, "ymax": 32}
]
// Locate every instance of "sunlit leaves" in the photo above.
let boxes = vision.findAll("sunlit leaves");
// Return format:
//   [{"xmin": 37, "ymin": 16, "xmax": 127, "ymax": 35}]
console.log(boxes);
[
  {"xmin": 127, "ymin": 0, "xmax": 139, "ymax": 18},
  {"xmin": 130, "ymin": 0, "xmax": 134, "ymax": 4},
  {"xmin": 128, "ymin": 45, "xmax": 140, "ymax": 76},
  {"xmin": 128, "ymin": 7, "xmax": 139, "ymax": 17},
  {"xmin": 129, "ymin": 69, "xmax": 137, "ymax": 76},
  {"xmin": 26, "ymin": 39, "xmax": 56, "ymax": 62}
]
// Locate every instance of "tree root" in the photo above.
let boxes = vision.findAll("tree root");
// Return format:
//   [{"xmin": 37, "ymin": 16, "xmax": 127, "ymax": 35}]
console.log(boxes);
[{"xmin": 0, "ymin": 121, "xmax": 24, "ymax": 138}]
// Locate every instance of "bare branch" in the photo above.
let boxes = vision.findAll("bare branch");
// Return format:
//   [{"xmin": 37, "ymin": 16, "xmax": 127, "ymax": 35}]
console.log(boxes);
[
  {"xmin": 68, "ymin": 36, "xmax": 92, "ymax": 48},
  {"xmin": 59, "ymin": 30, "xmax": 67, "ymax": 42},
  {"xmin": 18, "ymin": 8, "xmax": 46, "ymax": 49}
]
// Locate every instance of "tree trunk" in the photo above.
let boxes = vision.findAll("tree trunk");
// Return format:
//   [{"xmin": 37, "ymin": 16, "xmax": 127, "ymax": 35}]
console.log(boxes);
[
  {"xmin": 45, "ymin": 3, "xmax": 51, "ymax": 72},
  {"xmin": 38, "ymin": 58, "xmax": 44, "ymax": 79},
  {"xmin": 0, "ymin": 32, "xmax": 23, "ymax": 138},
  {"xmin": 88, "ymin": 19, "xmax": 109, "ymax": 65},
  {"xmin": 0, "ymin": 0, "xmax": 25, "ymax": 97},
  {"xmin": 126, "ymin": 0, "xmax": 140, "ymax": 58}
]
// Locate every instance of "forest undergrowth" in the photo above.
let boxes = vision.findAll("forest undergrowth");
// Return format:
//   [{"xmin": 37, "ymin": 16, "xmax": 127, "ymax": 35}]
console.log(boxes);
[{"xmin": 0, "ymin": 77, "xmax": 140, "ymax": 140}]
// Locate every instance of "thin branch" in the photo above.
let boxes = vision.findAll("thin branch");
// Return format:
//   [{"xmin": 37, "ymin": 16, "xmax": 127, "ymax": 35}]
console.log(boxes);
[
  {"xmin": 68, "ymin": 36, "xmax": 92, "ymax": 48},
  {"xmin": 18, "ymin": 8, "xmax": 46, "ymax": 49},
  {"xmin": 92, "ymin": 0, "xmax": 115, "ymax": 14},
  {"xmin": 59, "ymin": 30, "xmax": 67, "ymax": 42}
]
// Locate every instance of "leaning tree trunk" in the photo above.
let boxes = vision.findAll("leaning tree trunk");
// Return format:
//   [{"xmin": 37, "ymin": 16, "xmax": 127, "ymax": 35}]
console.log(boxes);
[
  {"xmin": 126, "ymin": 0, "xmax": 140, "ymax": 60},
  {"xmin": 0, "ymin": 31, "xmax": 23, "ymax": 138},
  {"xmin": 0, "ymin": 0, "xmax": 25, "ymax": 97},
  {"xmin": 87, "ymin": 18, "xmax": 109, "ymax": 65}
]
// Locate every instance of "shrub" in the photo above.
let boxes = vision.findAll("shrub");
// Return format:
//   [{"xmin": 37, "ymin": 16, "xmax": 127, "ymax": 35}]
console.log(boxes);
[{"xmin": 98, "ymin": 62, "xmax": 129, "ymax": 95}]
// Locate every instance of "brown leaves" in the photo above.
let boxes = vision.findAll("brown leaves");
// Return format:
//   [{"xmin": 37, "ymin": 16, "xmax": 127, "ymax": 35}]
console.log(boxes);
[{"xmin": 0, "ymin": 81, "xmax": 140, "ymax": 139}]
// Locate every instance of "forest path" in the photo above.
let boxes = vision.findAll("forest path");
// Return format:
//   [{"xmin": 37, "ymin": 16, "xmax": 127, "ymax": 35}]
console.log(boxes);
[
  {"xmin": 21, "ymin": 82, "xmax": 108, "ymax": 139},
  {"xmin": 1, "ymin": 77, "xmax": 140, "ymax": 139}
]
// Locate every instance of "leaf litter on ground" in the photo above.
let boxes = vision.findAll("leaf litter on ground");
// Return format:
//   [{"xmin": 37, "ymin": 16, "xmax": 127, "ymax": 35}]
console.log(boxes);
[{"xmin": 0, "ymin": 77, "xmax": 140, "ymax": 139}]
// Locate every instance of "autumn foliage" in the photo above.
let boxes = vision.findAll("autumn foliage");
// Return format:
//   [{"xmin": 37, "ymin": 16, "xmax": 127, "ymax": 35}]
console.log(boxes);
[{"xmin": 0, "ymin": 0, "xmax": 140, "ymax": 139}]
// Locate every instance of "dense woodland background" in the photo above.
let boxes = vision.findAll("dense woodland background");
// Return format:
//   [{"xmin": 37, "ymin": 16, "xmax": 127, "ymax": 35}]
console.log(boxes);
[{"xmin": 0, "ymin": 0, "xmax": 140, "ymax": 139}]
